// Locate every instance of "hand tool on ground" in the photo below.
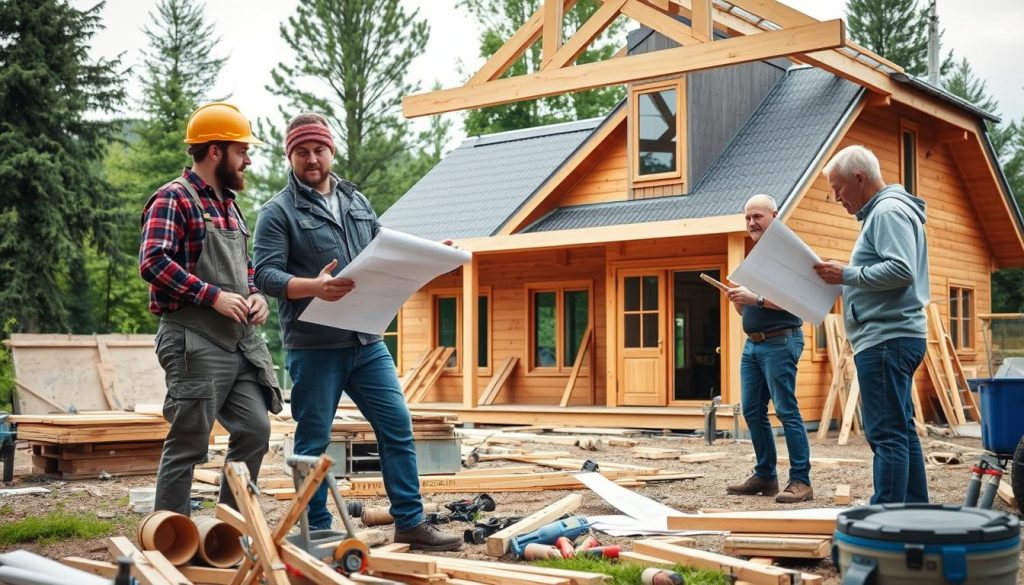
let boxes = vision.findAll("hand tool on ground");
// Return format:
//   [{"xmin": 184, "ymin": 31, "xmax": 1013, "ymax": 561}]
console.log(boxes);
[
  {"xmin": 0, "ymin": 412, "xmax": 15, "ymax": 483},
  {"xmin": 522, "ymin": 543, "xmax": 563, "ymax": 560},
  {"xmin": 510, "ymin": 516, "xmax": 590, "ymax": 557},
  {"xmin": 362, "ymin": 502, "xmax": 441, "ymax": 526},
  {"xmin": 580, "ymin": 460, "xmax": 600, "ymax": 472},
  {"xmin": 554, "ymin": 536, "xmax": 576, "ymax": 558},
  {"xmin": 428, "ymin": 493, "xmax": 497, "ymax": 524},
  {"xmin": 576, "ymin": 545, "xmax": 620, "ymax": 558},
  {"xmin": 286, "ymin": 454, "xmax": 369, "ymax": 575},
  {"xmin": 464, "ymin": 515, "xmax": 522, "ymax": 544},
  {"xmin": 642, "ymin": 568, "xmax": 685, "ymax": 585}
]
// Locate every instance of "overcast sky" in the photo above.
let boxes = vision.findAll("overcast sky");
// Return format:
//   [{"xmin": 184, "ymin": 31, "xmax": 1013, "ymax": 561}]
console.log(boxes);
[{"xmin": 76, "ymin": 0, "xmax": 1023, "ymax": 163}]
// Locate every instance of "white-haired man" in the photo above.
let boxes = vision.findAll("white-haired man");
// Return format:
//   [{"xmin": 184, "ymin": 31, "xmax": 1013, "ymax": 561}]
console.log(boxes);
[
  {"xmin": 813, "ymin": 145, "xmax": 930, "ymax": 504},
  {"xmin": 725, "ymin": 194, "xmax": 812, "ymax": 503}
]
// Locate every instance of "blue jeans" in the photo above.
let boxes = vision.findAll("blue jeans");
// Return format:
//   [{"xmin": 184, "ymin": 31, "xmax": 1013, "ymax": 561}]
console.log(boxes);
[
  {"xmin": 287, "ymin": 342, "xmax": 424, "ymax": 531},
  {"xmin": 740, "ymin": 331, "xmax": 811, "ymax": 485},
  {"xmin": 854, "ymin": 337, "xmax": 928, "ymax": 504}
]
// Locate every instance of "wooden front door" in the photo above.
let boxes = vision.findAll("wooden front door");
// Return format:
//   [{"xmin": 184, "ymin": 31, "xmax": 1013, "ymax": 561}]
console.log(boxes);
[{"xmin": 618, "ymin": 271, "xmax": 667, "ymax": 405}]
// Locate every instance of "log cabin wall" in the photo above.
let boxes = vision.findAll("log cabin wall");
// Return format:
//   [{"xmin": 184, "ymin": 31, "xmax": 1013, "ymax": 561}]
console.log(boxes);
[{"xmin": 789, "ymin": 104, "xmax": 991, "ymax": 422}]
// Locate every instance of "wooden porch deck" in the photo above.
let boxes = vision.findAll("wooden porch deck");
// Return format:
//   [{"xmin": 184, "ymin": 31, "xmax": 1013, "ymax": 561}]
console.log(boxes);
[{"xmin": 406, "ymin": 402, "xmax": 739, "ymax": 431}]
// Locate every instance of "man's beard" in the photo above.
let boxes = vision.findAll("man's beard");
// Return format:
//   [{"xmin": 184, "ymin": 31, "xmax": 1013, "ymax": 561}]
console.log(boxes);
[
  {"xmin": 297, "ymin": 163, "xmax": 329, "ymax": 189},
  {"xmin": 216, "ymin": 156, "xmax": 245, "ymax": 192}
]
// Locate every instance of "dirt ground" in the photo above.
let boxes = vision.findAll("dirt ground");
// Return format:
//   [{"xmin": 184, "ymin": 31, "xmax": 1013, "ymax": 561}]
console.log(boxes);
[{"xmin": 1, "ymin": 428, "xmax": 1020, "ymax": 584}]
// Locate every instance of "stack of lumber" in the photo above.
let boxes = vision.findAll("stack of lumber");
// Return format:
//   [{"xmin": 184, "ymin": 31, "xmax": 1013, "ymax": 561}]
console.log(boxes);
[
  {"xmin": 332, "ymin": 413, "xmax": 459, "ymax": 442},
  {"xmin": 12, "ymin": 412, "xmax": 171, "ymax": 479}
]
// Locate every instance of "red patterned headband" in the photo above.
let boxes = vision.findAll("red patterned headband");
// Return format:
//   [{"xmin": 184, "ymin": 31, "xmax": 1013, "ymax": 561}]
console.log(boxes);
[{"xmin": 286, "ymin": 123, "xmax": 336, "ymax": 159}]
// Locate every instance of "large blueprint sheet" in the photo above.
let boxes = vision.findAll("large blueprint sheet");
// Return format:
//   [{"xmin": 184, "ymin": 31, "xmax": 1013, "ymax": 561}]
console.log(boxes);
[
  {"xmin": 299, "ymin": 228, "xmax": 471, "ymax": 335},
  {"xmin": 728, "ymin": 220, "xmax": 841, "ymax": 326}
]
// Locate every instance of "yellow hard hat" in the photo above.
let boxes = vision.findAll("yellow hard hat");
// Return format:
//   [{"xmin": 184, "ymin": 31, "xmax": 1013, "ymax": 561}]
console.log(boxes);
[{"xmin": 184, "ymin": 102, "xmax": 264, "ymax": 145}]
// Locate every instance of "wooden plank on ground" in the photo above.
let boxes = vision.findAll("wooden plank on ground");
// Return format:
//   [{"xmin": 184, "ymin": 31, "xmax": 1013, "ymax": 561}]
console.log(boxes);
[
  {"xmin": 665, "ymin": 510, "xmax": 837, "ymax": 535},
  {"xmin": 834, "ymin": 484, "xmax": 852, "ymax": 505},
  {"xmin": 439, "ymin": 557, "xmax": 609, "ymax": 585},
  {"xmin": 632, "ymin": 540, "xmax": 815, "ymax": 585},
  {"xmin": 678, "ymin": 452, "xmax": 729, "ymax": 463},
  {"xmin": 486, "ymin": 494, "xmax": 582, "ymax": 557},
  {"xmin": 723, "ymin": 535, "xmax": 830, "ymax": 559}
]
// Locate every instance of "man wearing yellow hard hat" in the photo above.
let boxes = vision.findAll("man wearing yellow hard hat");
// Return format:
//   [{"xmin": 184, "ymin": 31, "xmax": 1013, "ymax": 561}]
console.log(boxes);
[{"xmin": 139, "ymin": 102, "xmax": 283, "ymax": 515}]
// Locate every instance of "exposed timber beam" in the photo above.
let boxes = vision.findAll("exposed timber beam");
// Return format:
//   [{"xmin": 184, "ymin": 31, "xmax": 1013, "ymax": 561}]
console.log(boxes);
[
  {"xmin": 690, "ymin": 0, "xmax": 713, "ymax": 42},
  {"xmin": 542, "ymin": 0, "xmax": 565, "ymax": 67},
  {"xmin": 468, "ymin": 0, "xmax": 578, "ymax": 85},
  {"xmin": 545, "ymin": 0, "xmax": 627, "ymax": 70},
  {"xmin": 404, "ymin": 19, "xmax": 845, "ymax": 118},
  {"xmin": 620, "ymin": 0, "xmax": 702, "ymax": 47}
]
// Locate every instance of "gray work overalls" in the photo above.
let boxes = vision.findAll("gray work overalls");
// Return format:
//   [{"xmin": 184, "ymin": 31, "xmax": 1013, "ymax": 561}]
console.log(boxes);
[{"xmin": 153, "ymin": 177, "xmax": 282, "ymax": 515}]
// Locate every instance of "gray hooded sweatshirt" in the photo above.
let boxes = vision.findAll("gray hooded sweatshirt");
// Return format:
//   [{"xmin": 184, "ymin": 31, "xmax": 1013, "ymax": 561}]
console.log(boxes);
[{"xmin": 841, "ymin": 184, "xmax": 930, "ymax": 354}]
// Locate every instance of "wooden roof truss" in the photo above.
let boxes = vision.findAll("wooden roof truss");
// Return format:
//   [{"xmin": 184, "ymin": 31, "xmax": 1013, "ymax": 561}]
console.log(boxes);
[{"xmin": 403, "ymin": 0, "xmax": 846, "ymax": 118}]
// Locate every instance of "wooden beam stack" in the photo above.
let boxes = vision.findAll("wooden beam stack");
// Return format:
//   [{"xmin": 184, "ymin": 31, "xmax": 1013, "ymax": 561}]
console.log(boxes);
[{"xmin": 12, "ymin": 412, "xmax": 171, "ymax": 479}]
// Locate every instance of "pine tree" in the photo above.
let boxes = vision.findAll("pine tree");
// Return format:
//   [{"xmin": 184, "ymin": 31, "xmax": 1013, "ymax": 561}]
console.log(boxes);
[
  {"xmin": 845, "ymin": 0, "xmax": 951, "ymax": 78},
  {"xmin": 0, "ymin": 0, "xmax": 126, "ymax": 332},
  {"xmin": 93, "ymin": 0, "xmax": 226, "ymax": 334},
  {"xmin": 462, "ymin": 0, "xmax": 626, "ymax": 135},
  {"xmin": 265, "ymin": 0, "xmax": 431, "ymax": 213}
]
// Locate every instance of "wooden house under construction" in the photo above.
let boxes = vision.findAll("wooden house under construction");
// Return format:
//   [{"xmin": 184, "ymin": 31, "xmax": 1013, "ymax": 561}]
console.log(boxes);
[{"xmin": 379, "ymin": 0, "xmax": 1024, "ymax": 429}]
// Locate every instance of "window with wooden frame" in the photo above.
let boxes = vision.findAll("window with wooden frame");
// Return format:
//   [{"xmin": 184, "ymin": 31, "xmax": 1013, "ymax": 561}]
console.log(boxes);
[
  {"xmin": 900, "ymin": 120, "xmax": 918, "ymax": 195},
  {"xmin": 949, "ymin": 284, "xmax": 975, "ymax": 352},
  {"xmin": 527, "ymin": 282, "xmax": 592, "ymax": 372},
  {"xmin": 630, "ymin": 78, "xmax": 686, "ymax": 185},
  {"xmin": 811, "ymin": 301, "xmax": 842, "ymax": 362},
  {"xmin": 432, "ymin": 289, "xmax": 491, "ymax": 372},
  {"xmin": 383, "ymin": 313, "xmax": 401, "ymax": 370}
]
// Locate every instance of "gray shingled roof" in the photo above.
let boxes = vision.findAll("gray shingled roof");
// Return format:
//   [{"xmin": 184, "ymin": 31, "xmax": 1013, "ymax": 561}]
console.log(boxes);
[
  {"xmin": 523, "ymin": 68, "xmax": 862, "ymax": 233},
  {"xmin": 379, "ymin": 117, "xmax": 605, "ymax": 240}
]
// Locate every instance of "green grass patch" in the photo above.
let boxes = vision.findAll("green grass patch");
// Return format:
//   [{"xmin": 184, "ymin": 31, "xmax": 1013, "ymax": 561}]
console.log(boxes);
[
  {"xmin": 533, "ymin": 556, "xmax": 729, "ymax": 585},
  {"xmin": 0, "ymin": 511, "xmax": 113, "ymax": 545},
  {"xmin": 0, "ymin": 504, "xmax": 12, "ymax": 516}
]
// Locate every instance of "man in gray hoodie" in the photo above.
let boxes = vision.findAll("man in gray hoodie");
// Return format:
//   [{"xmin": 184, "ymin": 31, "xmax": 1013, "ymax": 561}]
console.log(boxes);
[{"xmin": 813, "ymin": 145, "xmax": 930, "ymax": 504}]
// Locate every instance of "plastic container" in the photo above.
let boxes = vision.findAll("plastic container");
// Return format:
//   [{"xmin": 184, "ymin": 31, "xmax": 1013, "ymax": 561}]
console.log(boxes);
[
  {"xmin": 127, "ymin": 487, "xmax": 156, "ymax": 514},
  {"xmin": 975, "ymin": 377, "xmax": 1024, "ymax": 454},
  {"xmin": 834, "ymin": 503, "xmax": 1019, "ymax": 585}
]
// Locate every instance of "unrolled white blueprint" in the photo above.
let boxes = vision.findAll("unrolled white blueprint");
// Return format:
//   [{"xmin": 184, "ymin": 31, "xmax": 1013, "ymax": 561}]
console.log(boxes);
[
  {"xmin": 728, "ymin": 220, "xmax": 841, "ymax": 326},
  {"xmin": 298, "ymin": 228, "xmax": 471, "ymax": 335}
]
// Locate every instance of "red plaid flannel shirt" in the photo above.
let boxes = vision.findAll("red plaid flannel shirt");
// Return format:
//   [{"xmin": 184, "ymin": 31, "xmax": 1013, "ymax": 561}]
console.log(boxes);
[{"xmin": 139, "ymin": 169, "xmax": 258, "ymax": 315}]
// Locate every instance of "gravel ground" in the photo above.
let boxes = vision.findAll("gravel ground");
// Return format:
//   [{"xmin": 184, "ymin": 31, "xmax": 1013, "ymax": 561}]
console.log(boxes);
[{"xmin": 1, "ymin": 428, "xmax": 1020, "ymax": 584}]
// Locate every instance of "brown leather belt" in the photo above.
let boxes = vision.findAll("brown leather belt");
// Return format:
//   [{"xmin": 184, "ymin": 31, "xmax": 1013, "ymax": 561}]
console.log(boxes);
[{"xmin": 748, "ymin": 327, "xmax": 799, "ymax": 343}]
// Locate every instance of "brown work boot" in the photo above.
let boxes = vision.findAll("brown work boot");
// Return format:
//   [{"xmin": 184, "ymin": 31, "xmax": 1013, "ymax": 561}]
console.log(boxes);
[
  {"xmin": 726, "ymin": 474, "xmax": 779, "ymax": 496},
  {"xmin": 394, "ymin": 521, "xmax": 463, "ymax": 551},
  {"xmin": 775, "ymin": 480, "xmax": 814, "ymax": 503}
]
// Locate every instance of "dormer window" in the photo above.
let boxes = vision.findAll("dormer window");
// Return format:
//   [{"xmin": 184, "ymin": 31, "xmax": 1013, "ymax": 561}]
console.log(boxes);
[{"xmin": 631, "ymin": 78, "xmax": 686, "ymax": 185}]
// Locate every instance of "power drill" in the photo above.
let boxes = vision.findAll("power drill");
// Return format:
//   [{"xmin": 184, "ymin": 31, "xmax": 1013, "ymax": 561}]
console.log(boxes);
[{"xmin": 510, "ymin": 516, "xmax": 590, "ymax": 557}]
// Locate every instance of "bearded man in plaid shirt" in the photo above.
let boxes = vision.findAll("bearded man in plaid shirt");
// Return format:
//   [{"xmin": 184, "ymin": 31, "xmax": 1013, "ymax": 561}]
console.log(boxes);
[{"xmin": 139, "ymin": 102, "xmax": 282, "ymax": 515}]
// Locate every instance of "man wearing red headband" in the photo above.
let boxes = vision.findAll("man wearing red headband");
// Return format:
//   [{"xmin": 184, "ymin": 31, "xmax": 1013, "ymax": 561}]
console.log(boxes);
[{"xmin": 253, "ymin": 113, "xmax": 462, "ymax": 551}]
